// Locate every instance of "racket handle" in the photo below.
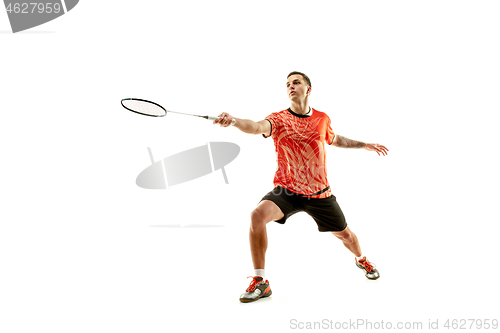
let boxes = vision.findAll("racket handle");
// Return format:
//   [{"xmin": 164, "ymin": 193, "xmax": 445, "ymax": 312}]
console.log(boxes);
[{"xmin": 208, "ymin": 116, "xmax": 236, "ymax": 126}]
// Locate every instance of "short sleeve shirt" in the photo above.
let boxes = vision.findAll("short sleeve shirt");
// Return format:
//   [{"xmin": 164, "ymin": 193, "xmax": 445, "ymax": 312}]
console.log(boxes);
[{"xmin": 263, "ymin": 107, "xmax": 335, "ymax": 198}]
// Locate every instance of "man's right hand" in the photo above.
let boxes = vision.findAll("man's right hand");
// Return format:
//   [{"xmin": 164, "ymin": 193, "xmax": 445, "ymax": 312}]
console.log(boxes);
[{"xmin": 214, "ymin": 112, "xmax": 235, "ymax": 127}]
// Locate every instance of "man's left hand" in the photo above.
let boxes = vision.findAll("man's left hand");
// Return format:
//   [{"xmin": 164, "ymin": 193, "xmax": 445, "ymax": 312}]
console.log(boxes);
[{"xmin": 365, "ymin": 143, "xmax": 389, "ymax": 156}]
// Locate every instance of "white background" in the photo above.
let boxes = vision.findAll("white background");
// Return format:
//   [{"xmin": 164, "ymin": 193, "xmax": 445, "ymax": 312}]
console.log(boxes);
[{"xmin": 1, "ymin": 1, "xmax": 499, "ymax": 332}]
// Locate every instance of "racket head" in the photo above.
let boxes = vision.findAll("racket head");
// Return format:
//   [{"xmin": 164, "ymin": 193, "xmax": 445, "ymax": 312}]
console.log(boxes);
[{"xmin": 121, "ymin": 98, "xmax": 167, "ymax": 117}]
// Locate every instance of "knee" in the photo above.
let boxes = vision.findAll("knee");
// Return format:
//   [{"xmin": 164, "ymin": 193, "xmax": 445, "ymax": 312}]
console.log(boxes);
[
  {"xmin": 250, "ymin": 208, "xmax": 267, "ymax": 231},
  {"xmin": 333, "ymin": 229, "xmax": 353, "ymax": 243}
]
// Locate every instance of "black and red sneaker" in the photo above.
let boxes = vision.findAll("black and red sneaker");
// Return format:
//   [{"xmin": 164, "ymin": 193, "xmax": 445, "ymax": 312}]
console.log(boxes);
[
  {"xmin": 356, "ymin": 257, "xmax": 380, "ymax": 280},
  {"xmin": 239, "ymin": 276, "xmax": 272, "ymax": 303}
]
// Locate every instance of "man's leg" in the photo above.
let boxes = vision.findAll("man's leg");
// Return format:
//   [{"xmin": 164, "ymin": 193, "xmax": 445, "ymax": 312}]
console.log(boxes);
[
  {"xmin": 332, "ymin": 226, "xmax": 380, "ymax": 280},
  {"xmin": 331, "ymin": 226, "xmax": 362, "ymax": 257},
  {"xmin": 240, "ymin": 200, "xmax": 284, "ymax": 303},
  {"xmin": 249, "ymin": 200, "xmax": 284, "ymax": 270}
]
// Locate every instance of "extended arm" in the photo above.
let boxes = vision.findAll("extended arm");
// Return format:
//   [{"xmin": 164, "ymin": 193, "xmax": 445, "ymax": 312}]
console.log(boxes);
[
  {"xmin": 331, "ymin": 134, "xmax": 389, "ymax": 156},
  {"xmin": 213, "ymin": 112, "xmax": 271, "ymax": 136}
]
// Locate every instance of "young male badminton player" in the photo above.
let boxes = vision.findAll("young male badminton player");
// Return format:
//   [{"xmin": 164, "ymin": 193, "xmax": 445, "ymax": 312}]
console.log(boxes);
[{"xmin": 214, "ymin": 72, "xmax": 389, "ymax": 303}]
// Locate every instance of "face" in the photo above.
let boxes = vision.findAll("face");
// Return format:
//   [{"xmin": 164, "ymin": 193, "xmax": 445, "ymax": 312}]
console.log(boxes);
[{"xmin": 286, "ymin": 74, "xmax": 311, "ymax": 101}]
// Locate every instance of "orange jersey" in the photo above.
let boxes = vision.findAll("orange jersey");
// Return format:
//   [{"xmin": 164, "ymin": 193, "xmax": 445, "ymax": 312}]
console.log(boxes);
[{"xmin": 263, "ymin": 108, "xmax": 335, "ymax": 198}]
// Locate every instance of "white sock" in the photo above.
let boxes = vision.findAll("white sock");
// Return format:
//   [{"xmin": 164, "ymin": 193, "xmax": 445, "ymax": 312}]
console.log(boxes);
[
  {"xmin": 356, "ymin": 255, "xmax": 365, "ymax": 262},
  {"xmin": 254, "ymin": 269, "xmax": 265, "ymax": 279}
]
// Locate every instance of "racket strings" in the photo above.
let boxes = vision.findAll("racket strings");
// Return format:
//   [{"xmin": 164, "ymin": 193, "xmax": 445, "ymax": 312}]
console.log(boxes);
[{"xmin": 122, "ymin": 99, "xmax": 165, "ymax": 116}]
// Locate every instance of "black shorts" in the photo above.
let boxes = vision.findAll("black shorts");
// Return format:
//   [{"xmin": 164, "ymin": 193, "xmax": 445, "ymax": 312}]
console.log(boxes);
[{"xmin": 260, "ymin": 186, "xmax": 347, "ymax": 232}]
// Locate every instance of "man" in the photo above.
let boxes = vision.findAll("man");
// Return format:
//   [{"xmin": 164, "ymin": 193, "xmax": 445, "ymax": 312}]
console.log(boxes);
[{"xmin": 214, "ymin": 71, "xmax": 388, "ymax": 303}]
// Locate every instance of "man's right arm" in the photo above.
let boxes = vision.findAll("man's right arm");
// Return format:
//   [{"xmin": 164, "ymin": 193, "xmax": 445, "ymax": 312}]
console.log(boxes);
[{"xmin": 214, "ymin": 112, "xmax": 271, "ymax": 136}]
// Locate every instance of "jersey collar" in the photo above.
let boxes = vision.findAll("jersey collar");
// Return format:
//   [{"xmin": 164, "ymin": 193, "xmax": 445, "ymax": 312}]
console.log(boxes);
[{"xmin": 287, "ymin": 107, "xmax": 313, "ymax": 118}]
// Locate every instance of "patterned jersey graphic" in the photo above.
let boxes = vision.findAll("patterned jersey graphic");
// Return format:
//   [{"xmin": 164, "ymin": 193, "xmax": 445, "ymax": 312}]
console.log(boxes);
[{"xmin": 264, "ymin": 108, "xmax": 335, "ymax": 198}]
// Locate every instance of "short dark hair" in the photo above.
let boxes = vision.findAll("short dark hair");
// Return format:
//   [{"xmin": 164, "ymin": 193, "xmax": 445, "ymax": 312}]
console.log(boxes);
[{"xmin": 287, "ymin": 71, "xmax": 311, "ymax": 87}]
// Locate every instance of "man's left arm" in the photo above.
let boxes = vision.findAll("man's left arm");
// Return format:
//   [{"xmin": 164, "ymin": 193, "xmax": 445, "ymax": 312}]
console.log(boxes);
[{"xmin": 331, "ymin": 134, "xmax": 389, "ymax": 156}]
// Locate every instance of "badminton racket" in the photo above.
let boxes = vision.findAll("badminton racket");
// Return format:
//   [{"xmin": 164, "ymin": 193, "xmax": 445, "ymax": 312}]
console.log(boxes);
[{"xmin": 121, "ymin": 98, "xmax": 236, "ymax": 125}]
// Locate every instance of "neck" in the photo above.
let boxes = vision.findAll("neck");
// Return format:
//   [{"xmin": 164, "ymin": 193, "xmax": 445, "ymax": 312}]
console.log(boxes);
[{"xmin": 289, "ymin": 100, "xmax": 310, "ymax": 115}]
